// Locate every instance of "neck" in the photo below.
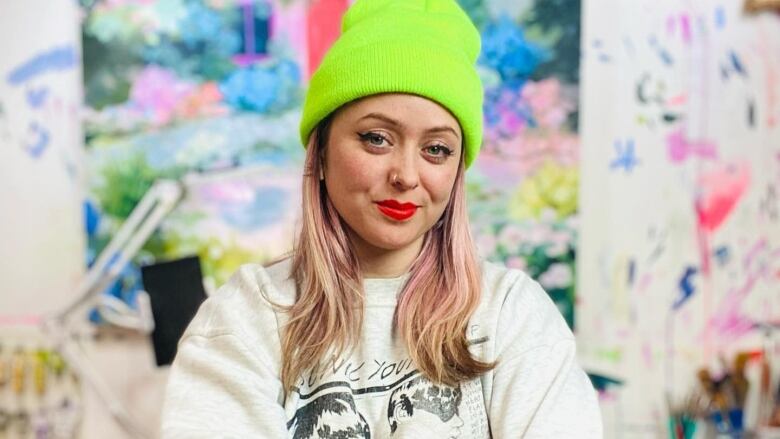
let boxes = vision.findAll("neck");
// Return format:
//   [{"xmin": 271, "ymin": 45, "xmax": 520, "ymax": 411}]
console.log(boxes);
[{"xmin": 349, "ymin": 232, "xmax": 424, "ymax": 279}]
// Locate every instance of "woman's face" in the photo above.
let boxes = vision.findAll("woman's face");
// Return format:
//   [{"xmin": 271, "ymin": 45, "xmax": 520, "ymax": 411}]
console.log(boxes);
[{"xmin": 322, "ymin": 93, "xmax": 462, "ymax": 259}]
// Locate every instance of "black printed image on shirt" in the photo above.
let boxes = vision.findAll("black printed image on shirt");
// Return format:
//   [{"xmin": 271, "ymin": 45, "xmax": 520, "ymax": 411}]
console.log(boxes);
[
  {"xmin": 386, "ymin": 375, "xmax": 464, "ymax": 438},
  {"xmin": 287, "ymin": 391, "xmax": 371, "ymax": 439},
  {"xmin": 286, "ymin": 354, "xmax": 486, "ymax": 439}
]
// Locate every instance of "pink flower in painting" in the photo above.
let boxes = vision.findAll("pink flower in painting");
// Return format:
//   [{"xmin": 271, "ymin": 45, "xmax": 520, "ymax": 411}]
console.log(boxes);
[
  {"xmin": 506, "ymin": 256, "xmax": 528, "ymax": 271},
  {"xmin": 176, "ymin": 82, "xmax": 227, "ymax": 119},
  {"xmin": 545, "ymin": 231, "xmax": 571, "ymax": 257},
  {"xmin": 521, "ymin": 79, "xmax": 574, "ymax": 130},
  {"xmin": 478, "ymin": 133, "xmax": 579, "ymax": 189},
  {"xmin": 475, "ymin": 233, "xmax": 497, "ymax": 258},
  {"xmin": 129, "ymin": 65, "xmax": 194, "ymax": 126},
  {"xmin": 498, "ymin": 224, "xmax": 525, "ymax": 250},
  {"xmin": 539, "ymin": 263, "xmax": 573, "ymax": 289}
]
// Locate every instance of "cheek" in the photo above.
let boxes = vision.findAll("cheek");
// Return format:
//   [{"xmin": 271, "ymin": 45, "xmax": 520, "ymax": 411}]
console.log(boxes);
[
  {"xmin": 425, "ymin": 170, "xmax": 458, "ymax": 204},
  {"xmin": 327, "ymin": 149, "xmax": 376, "ymax": 193}
]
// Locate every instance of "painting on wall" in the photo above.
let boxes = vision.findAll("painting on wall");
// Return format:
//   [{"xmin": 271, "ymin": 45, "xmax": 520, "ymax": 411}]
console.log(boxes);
[
  {"xmin": 80, "ymin": 0, "xmax": 582, "ymax": 327},
  {"xmin": 463, "ymin": 0, "xmax": 581, "ymax": 327}
]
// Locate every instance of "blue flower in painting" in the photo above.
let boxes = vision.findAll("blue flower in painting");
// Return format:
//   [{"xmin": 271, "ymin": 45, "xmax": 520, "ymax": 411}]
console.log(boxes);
[
  {"xmin": 219, "ymin": 59, "xmax": 301, "ymax": 113},
  {"xmin": 221, "ymin": 67, "xmax": 276, "ymax": 112},
  {"xmin": 180, "ymin": 3, "xmax": 224, "ymax": 50},
  {"xmin": 479, "ymin": 15, "xmax": 549, "ymax": 86}
]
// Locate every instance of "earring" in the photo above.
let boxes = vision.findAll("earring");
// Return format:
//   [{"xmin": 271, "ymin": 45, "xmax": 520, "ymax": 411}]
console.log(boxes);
[{"xmin": 319, "ymin": 167, "xmax": 325, "ymax": 181}]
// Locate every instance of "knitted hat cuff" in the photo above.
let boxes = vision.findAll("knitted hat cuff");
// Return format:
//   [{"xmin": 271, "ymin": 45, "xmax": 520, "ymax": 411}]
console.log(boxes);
[{"xmin": 300, "ymin": 41, "xmax": 483, "ymax": 168}]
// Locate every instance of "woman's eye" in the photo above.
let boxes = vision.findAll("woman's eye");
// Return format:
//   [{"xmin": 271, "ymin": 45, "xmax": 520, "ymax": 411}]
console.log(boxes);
[
  {"xmin": 425, "ymin": 144, "xmax": 454, "ymax": 157},
  {"xmin": 358, "ymin": 132, "xmax": 388, "ymax": 147}
]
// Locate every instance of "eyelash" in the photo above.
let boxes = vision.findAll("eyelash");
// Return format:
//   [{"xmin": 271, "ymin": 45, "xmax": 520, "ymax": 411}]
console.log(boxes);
[
  {"xmin": 358, "ymin": 132, "xmax": 389, "ymax": 147},
  {"xmin": 357, "ymin": 132, "xmax": 454, "ymax": 160}
]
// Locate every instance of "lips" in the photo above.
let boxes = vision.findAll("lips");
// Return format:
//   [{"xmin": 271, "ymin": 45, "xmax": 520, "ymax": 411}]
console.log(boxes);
[{"xmin": 376, "ymin": 199, "xmax": 418, "ymax": 221}]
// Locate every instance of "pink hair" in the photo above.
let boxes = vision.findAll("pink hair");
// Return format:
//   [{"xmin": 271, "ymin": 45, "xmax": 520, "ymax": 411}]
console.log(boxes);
[{"xmin": 279, "ymin": 115, "xmax": 493, "ymax": 393}]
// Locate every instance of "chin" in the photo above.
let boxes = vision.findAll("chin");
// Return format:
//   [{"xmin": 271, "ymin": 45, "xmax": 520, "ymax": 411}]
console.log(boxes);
[{"xmin": 364, "ymin": 228, "xmax": 422, "ymax": 251}]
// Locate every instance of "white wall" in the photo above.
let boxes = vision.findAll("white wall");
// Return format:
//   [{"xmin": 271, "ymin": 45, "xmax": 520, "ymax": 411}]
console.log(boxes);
[{"xmin": 578, "ymin": 1, "xmax": 780, "ymax": 436}]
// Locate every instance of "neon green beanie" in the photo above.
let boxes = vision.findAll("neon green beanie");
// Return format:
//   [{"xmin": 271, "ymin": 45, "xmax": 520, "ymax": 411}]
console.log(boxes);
[{"xmin": 299, "ymin": 0, "xmax": 484, "ymax": 168}]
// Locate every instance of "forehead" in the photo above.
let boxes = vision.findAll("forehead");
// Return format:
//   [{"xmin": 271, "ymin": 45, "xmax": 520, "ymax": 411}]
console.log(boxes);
[{"xmin": 336, "ymin": 93, "xmax": 461, "ymax": 134}]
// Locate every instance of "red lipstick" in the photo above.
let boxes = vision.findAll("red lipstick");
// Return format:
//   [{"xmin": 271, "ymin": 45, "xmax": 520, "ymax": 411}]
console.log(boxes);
[{"xmin": 376, "ymin": 199, "xmax": 418, "ymax": 221}]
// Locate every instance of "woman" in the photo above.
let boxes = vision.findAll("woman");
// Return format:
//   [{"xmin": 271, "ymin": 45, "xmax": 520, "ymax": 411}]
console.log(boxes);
[{"xmin": 162, "ymin": 0, "xmax": 602, "ymax": 437}]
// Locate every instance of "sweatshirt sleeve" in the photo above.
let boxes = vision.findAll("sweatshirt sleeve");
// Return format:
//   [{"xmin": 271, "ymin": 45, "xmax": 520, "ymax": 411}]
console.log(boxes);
[
  {"xmin": 487, "ymin": 274, "xmax": 603, "ymax": 438},
  {"xmin": 161, "ymin": 265, "xmax": 289, "ymax": 439}
]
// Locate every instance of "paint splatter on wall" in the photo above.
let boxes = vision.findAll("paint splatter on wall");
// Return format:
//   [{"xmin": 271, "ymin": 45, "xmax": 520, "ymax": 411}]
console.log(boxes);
[{"xmin": 577, "ymin": 0, "xmax": 780, "ymax": 436}]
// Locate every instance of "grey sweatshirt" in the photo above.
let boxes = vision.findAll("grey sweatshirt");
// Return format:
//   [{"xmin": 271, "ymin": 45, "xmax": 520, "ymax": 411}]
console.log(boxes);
[{"xmin": 161, "ymin": 258, "xmax": 602, "ymax": 438}]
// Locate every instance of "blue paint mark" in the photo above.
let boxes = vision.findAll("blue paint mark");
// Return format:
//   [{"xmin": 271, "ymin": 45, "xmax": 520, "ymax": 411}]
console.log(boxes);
[
  {"xmin": 628, "ymin": 259, "xmax": 636, "ymax": 286},
  {"xmin": 84, "ymin": 200, "xmax": 101, "ymax": 236},
  {"xmin": 26, "ymin": 87, "xmax": 49, "ymax": 108},
  {"xmin": 714, "ymin": 246, "xmax": 730, "ymax": 266},
  {"xmin": 609, "ymin": 139, "xmax": 640, "ymax": 172},
  {"xmin": 25, "ymin": 122, "xmax": 49, "ymax": 158},
  {"xmin": 721, "ymin": 66, "xmax": 729, "ymax": 80},
  {"xmin": 622, "ymin": 36, "xmax": 635, "ymax": 58},
  {"xmin": 673, "ymin": 266, "xmax": 698, "ymax": 310},
  {"xmin": 6, "ymin": 45, "xmax": 77, "ymax": 86},
  {"xmin": 658, "ymin": 48, "xmax": 674, "ymax": 66},
  {"xmin": 748, "ymin": 99, "xmax": 756, "ymax": 128},
  {"xmin": 730, "ymin": 51, "xmax": 747, "ymax": 77},
  {"xmin": 715, "ymin": 6, "xmax": 726, "ymax": 29}
]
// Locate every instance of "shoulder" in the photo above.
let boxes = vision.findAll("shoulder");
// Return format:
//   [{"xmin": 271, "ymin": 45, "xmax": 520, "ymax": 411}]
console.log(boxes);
[
  {"xmin": 476, "ymin": 260, "xmax": 574, "ymax": 357},
  {"xmin": 182, "ymin": 257, "xmax": 296, "ymax": 341}
]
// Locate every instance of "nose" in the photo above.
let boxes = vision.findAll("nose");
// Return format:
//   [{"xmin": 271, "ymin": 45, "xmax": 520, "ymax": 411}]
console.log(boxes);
[{"xmin": 389, "ymin": 148, "xmax": 419, "ymax": 190}]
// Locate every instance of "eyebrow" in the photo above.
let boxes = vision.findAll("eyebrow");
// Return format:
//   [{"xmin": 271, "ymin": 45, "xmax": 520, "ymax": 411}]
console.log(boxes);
[{"xmin": 359, "ymin": 113, "xmax": 461, "ymax": 139}]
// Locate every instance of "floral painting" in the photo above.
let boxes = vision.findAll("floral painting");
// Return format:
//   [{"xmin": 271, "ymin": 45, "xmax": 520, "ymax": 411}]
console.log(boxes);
[{"xmin": 80, "ymin": 0, "xmax": 581, "ymax": 327}]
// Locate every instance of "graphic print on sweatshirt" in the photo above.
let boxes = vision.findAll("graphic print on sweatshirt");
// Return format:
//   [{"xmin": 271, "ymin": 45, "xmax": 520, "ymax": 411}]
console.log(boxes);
[{"xmin": 285, "ymin": 357, "xmax": 490, "ymax": 439}]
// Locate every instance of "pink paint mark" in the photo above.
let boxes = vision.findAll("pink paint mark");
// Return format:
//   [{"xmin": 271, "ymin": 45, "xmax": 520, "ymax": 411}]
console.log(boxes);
[
  {"xmin": 696, "ymin": 222, "xmax": 712, "ymax": 276},
  {"xmin": 0, "ymin": 315, "xmax": 42, "ymax": 326},
  {"xmin": 695, "ymin": 161, "xmax": 751, "ymax": 233},
  {"xmin": 743, "ymin": 238, "xmax": 768, "ymax": 270},
  {"xmin": 598, "ymin": 390, "xmax": 618, "ymax": 403},
  {"xmin": 706, "ymin": 248, "xmax": 780, "ymax": 342},
  {"xmin": 270, "ymin": 0, "xmax": 308, "ymax": 75},
  {"xmin": 306, "ymin": 0, "xmax": 348, "ymax": 78},
  {"xmin": 666, "ymin": 15, "xmax": 677, "ymax": 35},
  {"xmin": 680, "ymin": 14, "xmax": 692, "ymax": 44},
  {"xmin": 666, "ymin": 128, "xmax": 719, "ymax": 163},
  {"xmin": 636, "ymin": 273, "xmax": 653, "ymax": 294},
  {"xmin": 667, "ymin": 93, "xmax": 688, "ymax": 107},
  {"xmin": 707, "ymin": 263, "xmax": 768, "ymax": 341},
  {"xmin": 243, "ymin": 2, "xmax": 255, "ymax": 54},
  {"xmin": 642, "ymin": 342, "xmax": 653, "ymax": 368}
]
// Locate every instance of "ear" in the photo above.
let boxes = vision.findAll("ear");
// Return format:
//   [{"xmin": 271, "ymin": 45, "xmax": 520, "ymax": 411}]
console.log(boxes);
[{"xmin": 393, "ymin": 403, "xmax": 411, "ymax": 421}]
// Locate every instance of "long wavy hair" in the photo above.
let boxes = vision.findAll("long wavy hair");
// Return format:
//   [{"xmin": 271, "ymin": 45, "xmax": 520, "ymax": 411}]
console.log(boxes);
[{"xmin": 280, "ymin": 110, "xmax": 494, "ymax": 394}]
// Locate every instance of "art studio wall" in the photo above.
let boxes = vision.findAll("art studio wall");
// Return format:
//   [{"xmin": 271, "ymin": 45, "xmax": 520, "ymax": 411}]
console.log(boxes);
[
  {"xmin": 0, "ymin": 0, "xmax": 85, "ymax": 317},
  {"xmin": 578, "ymin": 0, "xmax": 780, "ymax": 436}
]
